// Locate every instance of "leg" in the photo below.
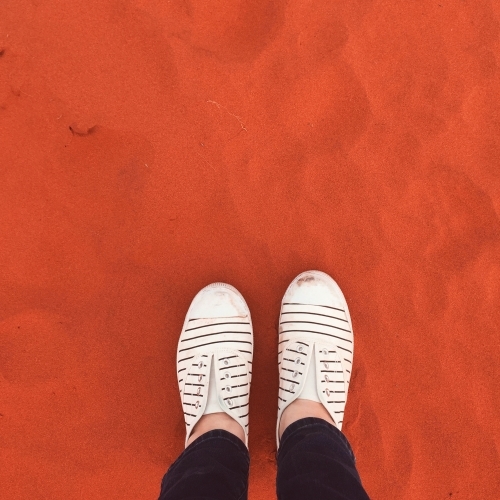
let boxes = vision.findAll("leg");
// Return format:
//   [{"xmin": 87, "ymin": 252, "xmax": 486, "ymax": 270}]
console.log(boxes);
[
  {"xmin": 275, "ymin": 271, "xmax": 371, "ymax": 499},
  {"xmin": 277, "ymin": 416, "xmax": 369, "ymax": 500},
  {"xmin": 159, "ymin": 428, "xmax": 249, "ymax": 500},
  {"xmin": 159, "ymin": 283, "xmax": 254, "ymax": 499}
]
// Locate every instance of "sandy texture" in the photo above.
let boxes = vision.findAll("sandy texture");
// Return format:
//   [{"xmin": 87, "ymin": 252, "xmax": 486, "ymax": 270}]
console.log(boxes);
[{"xmin": 1, "ymin": 0, "xmax": 500, "ymax": 498}]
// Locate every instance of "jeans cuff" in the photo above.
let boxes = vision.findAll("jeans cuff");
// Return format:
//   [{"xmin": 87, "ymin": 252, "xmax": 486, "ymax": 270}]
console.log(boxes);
[
  {"xmin": 169, "ymin": 429, "xmax": 249, "ymax": 471},
  {"xmin": 278, "ymin": 417, "xmax": 356, "ymax": 462}
]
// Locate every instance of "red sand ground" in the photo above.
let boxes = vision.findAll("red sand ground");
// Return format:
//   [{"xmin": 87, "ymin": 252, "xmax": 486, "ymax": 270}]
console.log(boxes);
[{"xmin": 1, "ymin": 1, "xmax": 500, "ymax": 498}]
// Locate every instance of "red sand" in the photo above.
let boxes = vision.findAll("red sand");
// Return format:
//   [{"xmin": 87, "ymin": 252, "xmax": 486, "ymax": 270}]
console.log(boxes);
[{"xmin": 1, "ymin": 1, "xmax": 500, "ymax": 498}]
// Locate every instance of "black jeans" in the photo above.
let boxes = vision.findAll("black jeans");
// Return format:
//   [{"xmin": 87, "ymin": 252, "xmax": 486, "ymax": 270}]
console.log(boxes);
[{"xmin": 159, "ymin": 417, "xmax": 370, "ymax": 500}]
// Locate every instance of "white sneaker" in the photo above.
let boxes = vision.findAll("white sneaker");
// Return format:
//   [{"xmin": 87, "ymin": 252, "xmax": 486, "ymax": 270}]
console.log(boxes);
[
  {"xmin": 177, "ymin": 283, "xmax": 253, "ymax": 447},
  {"xmin": 276, "ymin": 271, "xmax": 354, "ymax": 446}
]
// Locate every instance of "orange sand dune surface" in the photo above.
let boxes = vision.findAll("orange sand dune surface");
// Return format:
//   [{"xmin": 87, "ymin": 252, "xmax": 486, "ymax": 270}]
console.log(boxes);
[{"xmin": 1, "ymin": 1, "xmax": 500, "ymax": 498}]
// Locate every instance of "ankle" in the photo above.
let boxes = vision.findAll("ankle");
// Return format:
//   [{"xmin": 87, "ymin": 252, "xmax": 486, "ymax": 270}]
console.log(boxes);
[
  {"xmin": 278, "ymin": 399, "xmax": 335, "ymax": 439},
  {"xmin": 187, "ymin": 412, "xmax": 245, "ymax": 447}
]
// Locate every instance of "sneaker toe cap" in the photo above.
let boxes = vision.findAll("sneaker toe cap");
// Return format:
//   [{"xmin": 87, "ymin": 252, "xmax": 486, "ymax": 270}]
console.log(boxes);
[
  {"xmin": 189, "ymin": 284, "xmax": 249, "ymax": 319},
  {"xmin": 284, "ymin": 271, "xmax": 346, "ymax": 309}
]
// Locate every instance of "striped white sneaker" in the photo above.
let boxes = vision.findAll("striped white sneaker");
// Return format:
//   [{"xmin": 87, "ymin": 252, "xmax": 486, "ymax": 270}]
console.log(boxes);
[
  {"xmin": 276, "ymin": 271, "xmax": 354, "ymax": 446},
  {"xmin": 177, "ymin": 283, "xmax": 253, "ymax": 447}
]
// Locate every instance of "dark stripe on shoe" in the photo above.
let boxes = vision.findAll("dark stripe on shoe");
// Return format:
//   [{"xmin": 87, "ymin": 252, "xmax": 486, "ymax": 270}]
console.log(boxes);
[
  {"xmin": 181, "ymin": 331, "xmax": 252, "ymax": 342},
  {"xmin": 185, "ymin": 321, "xmax": 251, "ymax": 332},
  {"xmin": 281, "ymin": 311, "xmax": 348, "ymax": 322},
  {"xmin": 178, "ymin": 340, "xmax": 252, "ymax": 353},
  {"xmin": 281, "ymin": 320, "xmax": 350, "ymax": 330},
  {"xmin": 283, "ymin": 302, "xmax": 344, "ymax": 312}
]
